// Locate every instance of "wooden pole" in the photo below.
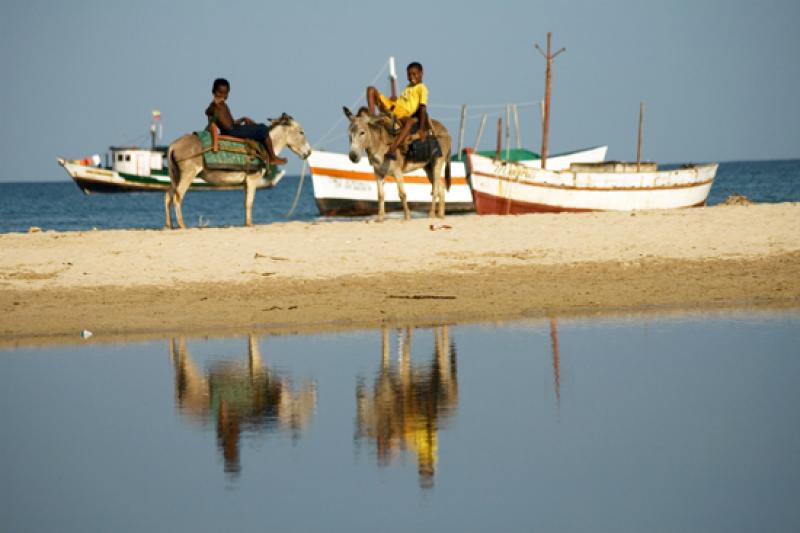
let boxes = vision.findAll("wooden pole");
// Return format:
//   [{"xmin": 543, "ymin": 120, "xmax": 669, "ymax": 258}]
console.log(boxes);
[
  {"xmin": 473, "ymin": 113, "xmax": 488, "ymax": 151},
  {"xmin": 456, "ymin": 104, "xmax": 467, "ymax": 160},
  {"xmin": 636, "ymin": 101, "xmax": 645, "ymax": 171},
  {"xmin": 505, "ymin": 105, "xmax": 511, "ymax": 161},
  {"xmin": 513, "ymin": 104, "xmax": 522, "ymax": 149},
  {"xmin": 495, "ymin": 117, "xmax": 502, "ymax": 161},
  {"xmin": 535, "ymin": 33, "xmax": 565, "ymax": 170}
]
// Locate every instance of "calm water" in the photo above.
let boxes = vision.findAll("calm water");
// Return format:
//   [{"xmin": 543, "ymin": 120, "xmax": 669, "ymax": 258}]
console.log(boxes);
[
  {"xmin": 1, "ymin": 159, "xmax": 799, "ymax": 233},
  {"xmin": 1, "ymin": 311, "xmax": 798, "ymax": 532}
]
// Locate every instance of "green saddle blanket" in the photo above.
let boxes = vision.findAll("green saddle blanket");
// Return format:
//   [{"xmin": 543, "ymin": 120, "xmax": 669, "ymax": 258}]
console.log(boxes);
[{"xmin": 195, "ymin": 130, "xmax": 270, "ymax": 173}]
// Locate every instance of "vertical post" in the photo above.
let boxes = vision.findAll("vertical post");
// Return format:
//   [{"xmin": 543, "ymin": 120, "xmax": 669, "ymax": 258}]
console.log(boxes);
[
  {"xmin": 473, "ymin": 113, "xmax": 488, "ymax": 151},
  {"xmin": 535, "ymin": 33, "xmax": 565, "ymax": 170},
  {"xmin": 505, "ymin": 105, "xmax": 511, "ymax": 161},
  {"xmin": 513, "ymin": 104, "xmax": 522, "ymax": 149},
  {"xmin": 636, "ymin": 101, "xmax": 645, "ymax": 171},
  {"xmin": 456, "ymin": 104, "xmax": 467, "ymax": 160},
  {"xmin": 495, "ymin": 117, "xmax": 502, "ymax": 161},
  {"xmin": 539, "ymin": 100, "xmax": 545, "ymax": 130},
  {"xmin": 389, "ymin": 56, "xmax": 398, "ymax": 99},
  {"xmin": 150, "ymin": 110, "xmax": 161, "ymax": 151}
]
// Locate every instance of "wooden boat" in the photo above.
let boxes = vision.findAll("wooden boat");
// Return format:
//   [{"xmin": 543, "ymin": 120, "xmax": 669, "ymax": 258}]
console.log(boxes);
[
  {"xmin": 466, "ymin": 150, "xmax": 718, "ymax": 214},
  {"xmin": 58, "ymin": 112, "xmax": 284, "ymax": 194},
  {"xmin": 465, "ymin": 33, "xmax": 718, "ymax": 214},
  {"xmin": 308, "ymin": 146, "xmax": 607, "ymax": 216}
]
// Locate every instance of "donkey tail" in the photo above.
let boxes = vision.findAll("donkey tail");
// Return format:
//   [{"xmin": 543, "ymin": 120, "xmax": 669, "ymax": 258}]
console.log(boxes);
[
  {"xmin": 445, "ymin": 155, "xmax": 452, "ymax": 191},
  {"xmin": 167, "ymin": 146, "xmax": 179, "ymax": 188}
]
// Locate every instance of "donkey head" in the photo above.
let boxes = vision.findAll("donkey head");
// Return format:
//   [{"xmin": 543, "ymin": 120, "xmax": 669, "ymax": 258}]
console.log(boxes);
[
  {"xmin": 343, "ymin": 106, "xmax": 381, "ymax": 164},
  {"xmin": 270, "ymin": 113, "xmax": 312, "ymax": 160}
]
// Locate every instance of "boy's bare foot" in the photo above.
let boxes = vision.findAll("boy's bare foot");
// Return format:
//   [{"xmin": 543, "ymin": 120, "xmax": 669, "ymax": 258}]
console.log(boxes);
[{"xmin": 270, "ymin": 156, "xmax": 288, "ymax": 165}]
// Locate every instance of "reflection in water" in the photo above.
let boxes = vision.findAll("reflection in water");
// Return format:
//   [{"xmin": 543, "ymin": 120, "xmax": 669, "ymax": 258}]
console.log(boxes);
[
  {"xmin": 355, "ymin": 326, "xmax": 459, "ymax": 489},
  {"xmin": 169, "ymin": 335, "xmax": 317, "ymax": 476},
  {"xmin": 550, "ymin": 318, "xmax": 561, "ymax": 410}
]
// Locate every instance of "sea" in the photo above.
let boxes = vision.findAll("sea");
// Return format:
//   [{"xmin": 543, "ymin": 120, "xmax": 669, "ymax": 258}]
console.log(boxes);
[{"xmin": 0, "ymin": 158, "xmax": 799, "ymax": 233}]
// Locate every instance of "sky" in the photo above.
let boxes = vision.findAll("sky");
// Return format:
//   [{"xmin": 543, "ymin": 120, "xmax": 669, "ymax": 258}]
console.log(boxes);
[{"xmin": 1, "ymin": 0, "xmax": 798, "ymax": 181}]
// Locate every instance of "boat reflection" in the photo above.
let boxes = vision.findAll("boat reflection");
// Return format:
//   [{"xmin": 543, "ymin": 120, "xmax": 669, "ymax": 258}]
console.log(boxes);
[
  {"xmin": 169, "ymin": 335, "xmax": 317, "ymax": 476},
  {"xmin": 355, "ymin": 325, "xmax": 459, "ymax": 489}
]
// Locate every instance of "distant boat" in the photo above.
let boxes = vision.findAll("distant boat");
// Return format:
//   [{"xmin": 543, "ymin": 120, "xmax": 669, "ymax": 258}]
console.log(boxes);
[
  {"xmin": 57, "ymin": 112, "xmax": 284, "ymax": 194},
  {"xmin": 466, "ymin": 150, "xmax": 718, "ymax": 214},
  {"xmin": 308, "ymin": 146, "xmax": 607, "ymax": 216}
]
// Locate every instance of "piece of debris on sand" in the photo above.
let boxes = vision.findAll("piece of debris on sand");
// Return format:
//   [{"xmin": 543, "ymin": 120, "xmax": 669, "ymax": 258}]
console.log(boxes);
[{"xmin": 722, "ymin": 194, "xmax": 753, "ymax": 206}]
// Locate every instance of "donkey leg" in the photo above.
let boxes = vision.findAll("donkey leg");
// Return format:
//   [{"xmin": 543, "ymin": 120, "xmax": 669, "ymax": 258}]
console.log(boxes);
[
  {"xmin": 425, "ymin": 164, "xmax": 437, "ymax": 218},
  {"xmin": 244, "ymin": 177, "xmax": 257, "ymax": 227},
  {"xmin": 395, "ymin": 173, "xmax": 411, "ymax": 221},
  {"xmin": 376, "ymin": 177, "xmax": 385, "ymax": 223},
  {"xmin": 164, "ymin": 190, "xmax": 173, "ymax": 229},
  {"xmin": 173, "ymin": 176, "xmax": 193, "ymax": 230},
  {"xmin": 435, "ymin": 160, "xmax": 446, "ymax": 218}
]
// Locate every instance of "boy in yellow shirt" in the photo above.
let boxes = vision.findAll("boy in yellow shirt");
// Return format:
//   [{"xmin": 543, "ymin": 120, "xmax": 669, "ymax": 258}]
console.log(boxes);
[{"xmin": 367, "ymin": 62, "xmax": 429, "ymax": 160}]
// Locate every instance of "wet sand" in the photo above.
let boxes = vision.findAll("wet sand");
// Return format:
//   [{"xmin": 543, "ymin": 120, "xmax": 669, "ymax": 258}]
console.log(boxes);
[{"xmin": 1, "ymin": 203, "xmax": 798, "ymax": 345}]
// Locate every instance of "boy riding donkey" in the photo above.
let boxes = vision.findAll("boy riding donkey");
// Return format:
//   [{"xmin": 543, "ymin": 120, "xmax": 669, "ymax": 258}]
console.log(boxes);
[
  {"xmin": 366, "ymin": 62, "xmax": 430, "ymax": 160},
  {"xmin": 205, "ymin": 78, "xmax": 287, "ymax": 165},
  {"xmin": 345, "ymin": 61, "xmax": 451, "ymax": 221}
]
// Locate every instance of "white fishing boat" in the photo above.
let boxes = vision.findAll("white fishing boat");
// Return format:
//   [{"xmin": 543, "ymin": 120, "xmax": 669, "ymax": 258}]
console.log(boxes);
[
  {"xmin": 467, "ymin": 150, "xmax": 718, "ymax": 213},
  {"xmin": 309, "ymin": 146, "xmax": 607, "ymax": 216},
  {"xmin": 58, "ymin": 111, "xmax": 284, "ymax": 194},
  {"xmin": 466, "ymin": 33, "xmax": 718, "ymax": 214}
]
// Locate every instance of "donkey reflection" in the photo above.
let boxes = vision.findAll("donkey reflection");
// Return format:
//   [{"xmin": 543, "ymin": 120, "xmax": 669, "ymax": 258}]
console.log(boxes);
[
  {"xmin": 355, "ymin": 326, "xmax": 458, "ymax": 489},
  {"xmin": 169, "ymin": 335, "xmax": 316, "ymax": 475}
]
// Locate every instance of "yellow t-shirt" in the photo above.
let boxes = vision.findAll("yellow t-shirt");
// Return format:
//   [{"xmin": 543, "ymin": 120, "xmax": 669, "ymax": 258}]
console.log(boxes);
[{"xmin": 393, "ymin": 82, "xmax": 428, "ymax": 119}]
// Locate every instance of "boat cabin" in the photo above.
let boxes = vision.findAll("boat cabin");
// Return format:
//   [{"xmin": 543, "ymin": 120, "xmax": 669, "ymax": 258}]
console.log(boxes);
[{"xmin": 108, "ymin": 146, "xmax": 167, "ymax": 176}]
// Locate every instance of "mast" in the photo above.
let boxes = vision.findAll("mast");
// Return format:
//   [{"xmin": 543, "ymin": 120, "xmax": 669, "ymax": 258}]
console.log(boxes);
[
  {"xmin": 150, "ymin": 110, "xmax": 161, "ymax": 150},
  {"xmin": 456, "ymin": 104, "xmax": 467, "ymax": 160},
  {"xmin": 535, "ymin": 33, "xmax": 565, "ymax": 169},
  {"xmin": 636, "ymin": 101, "xmax": 645, "ymax": 171},
  {"xmin": 389, "ymin": 56, "xmax": 398, "ymax": 99}
]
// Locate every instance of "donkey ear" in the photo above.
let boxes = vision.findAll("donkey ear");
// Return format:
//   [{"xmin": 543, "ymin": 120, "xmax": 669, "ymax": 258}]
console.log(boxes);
[{"xmin": 343, "ymin": 106, "xmax": 354, "ymax": 121}]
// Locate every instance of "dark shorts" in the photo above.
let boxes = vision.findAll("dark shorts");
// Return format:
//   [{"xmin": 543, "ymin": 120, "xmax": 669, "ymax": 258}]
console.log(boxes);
[{"xmin": 220, "ymin": 123, "xmax": 269, "ymax": 142}]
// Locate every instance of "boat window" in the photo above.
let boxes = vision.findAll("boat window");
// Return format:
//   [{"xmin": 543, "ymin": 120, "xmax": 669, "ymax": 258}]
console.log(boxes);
[
  {"xmin": 117, "ymin": 154, "xmax": 123, "ymax": 162},
  {"xmin": 125, "ymin": 155, "xmax": 131, "ymax": 161}
]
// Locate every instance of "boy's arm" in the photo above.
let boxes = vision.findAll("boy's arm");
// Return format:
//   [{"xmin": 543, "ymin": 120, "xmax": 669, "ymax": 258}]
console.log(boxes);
[
  {"xmin": 205, "ymin": 101, "xmax": 216, "ymax": 118},
  {"xmin": 215, "ymin": 103, "xmax": 234, "ymax": 130}
]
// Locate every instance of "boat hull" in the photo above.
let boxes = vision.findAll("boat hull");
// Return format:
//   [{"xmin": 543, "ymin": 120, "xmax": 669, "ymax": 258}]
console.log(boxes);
[
  {"xmin": 308, "ymin": 146, "xmax": 607, "ymax": 216},
  {"xmin": 59, "ymin": 160, "xmax": 284, "ymax": 194},
  {"xmin": 467, "ymin": 152, "xmax": 717, "ymax": 214}
]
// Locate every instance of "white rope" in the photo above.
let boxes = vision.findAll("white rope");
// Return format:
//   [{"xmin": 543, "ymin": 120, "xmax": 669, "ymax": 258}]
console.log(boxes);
[
  {"xmin": 313, "ymin": 61, "xmax": 389, "ymax": 147},
  {"xmin": 286, "ymin": 159, "xmax": 307, "ymax": 218},
  {"xmin": 287, "ymin": 60, "xmax": 390, "ymax": 218},
  {"xmin": 428, "ymin": 100, "xmax": 540, "ymax": 110}
]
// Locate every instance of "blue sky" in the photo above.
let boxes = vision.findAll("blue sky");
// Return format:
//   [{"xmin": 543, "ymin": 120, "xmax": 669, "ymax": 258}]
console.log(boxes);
[{"xmin": 1, "ymin": 0, "xmax": 798, "ymax": 181}]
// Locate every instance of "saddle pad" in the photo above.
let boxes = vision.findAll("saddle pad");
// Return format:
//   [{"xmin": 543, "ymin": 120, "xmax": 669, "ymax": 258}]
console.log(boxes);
[{"xmin": 195, "ymin": 130, "xmax": 267, "ymax": 172}]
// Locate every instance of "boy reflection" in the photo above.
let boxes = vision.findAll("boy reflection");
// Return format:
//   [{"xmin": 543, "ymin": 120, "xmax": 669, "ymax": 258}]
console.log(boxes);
[
  {"xmin": 355, "ymin": 326, "xmax": 458, "ymax": 489},
  {"xmin": 169, "ymin": 335, "xmax": 317, "ymax": 475}
]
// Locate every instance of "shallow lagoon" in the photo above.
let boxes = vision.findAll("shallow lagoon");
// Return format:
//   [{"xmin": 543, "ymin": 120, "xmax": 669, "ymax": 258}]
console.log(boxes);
[{"xmin": 1, "ymin": 311, "xmax": 799, "ymax": 532}]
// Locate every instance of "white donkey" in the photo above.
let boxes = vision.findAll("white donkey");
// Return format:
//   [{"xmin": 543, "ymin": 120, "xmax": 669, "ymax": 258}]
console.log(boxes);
[
  {"xmin": 164, "ymin": 113, "xmax": 312, "ymax": 229},
  {"xmin": 343, "ymin": 107, "xmax": 451, "ymax": 222}
]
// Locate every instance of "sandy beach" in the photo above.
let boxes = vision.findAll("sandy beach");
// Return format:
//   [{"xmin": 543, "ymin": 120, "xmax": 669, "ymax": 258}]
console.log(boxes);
[{"xmin": 1, "ymin": 202, "xmax": 798, "ymax": 344}]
